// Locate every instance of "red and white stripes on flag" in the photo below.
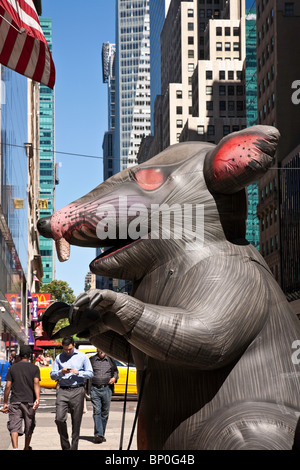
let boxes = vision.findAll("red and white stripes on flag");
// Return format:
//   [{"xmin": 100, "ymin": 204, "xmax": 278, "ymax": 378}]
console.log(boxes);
[{"xmin": 0, "ymin": 0, "xmax": 55, "ymax": 88}]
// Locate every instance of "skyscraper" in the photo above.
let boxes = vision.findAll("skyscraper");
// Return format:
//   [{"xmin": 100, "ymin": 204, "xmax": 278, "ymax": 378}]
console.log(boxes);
[
  {"xmin": 102, "ymin": 42, "xmax": 118, "ymax": 180},
  {"xmin": 148, "ymin": 0, "xmax": 246, "ymax": 153},
  {"xmin": 245, "ymin": 5, "xmax": 259, "ymax": 248},
  {"xmin": 149, "ymin": 0, "xmax": 171, "ymax": 133},
  {"xmin": 38, "ymin": 17, "xmax": 56, "ymax": 283},
  {"xmin": 115, "ymin": 0, "xmax": 151, "ymax": 172},
  {"xmin": 256, "ymin": 0, "xmax": 300, "ymax": 296}
]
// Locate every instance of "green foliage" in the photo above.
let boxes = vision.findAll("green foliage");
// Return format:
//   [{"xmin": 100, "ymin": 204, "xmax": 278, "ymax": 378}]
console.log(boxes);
[{"xmin": 40, "ymin": 280, "xmax": 76, "ymax": 304}]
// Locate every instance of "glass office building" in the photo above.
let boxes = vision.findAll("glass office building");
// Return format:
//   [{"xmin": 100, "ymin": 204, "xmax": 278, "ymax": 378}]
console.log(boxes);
[
  {"xmin": 149, "ymin": 0, "xmax": 170, "ymax": 133},
  {"xmin": 245, "ymin": 7, "xmax": 259, "ymax": 248},
  {"xmin": 0, "ymin": 66, "xmax": 28, "ymax": 353},
  {"xmin": 39, "ymin": 18, "xmax": 56, "ymax": 283},
  {"xmin": 115, "ymin": 0, "xmax": 151, "ymax": 171}
]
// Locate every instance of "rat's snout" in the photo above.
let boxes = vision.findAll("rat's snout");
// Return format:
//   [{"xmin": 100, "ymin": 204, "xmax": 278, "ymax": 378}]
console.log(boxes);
[{"xmin": 37, "ymin": 216, "xmax": 53, "ymax": 239}]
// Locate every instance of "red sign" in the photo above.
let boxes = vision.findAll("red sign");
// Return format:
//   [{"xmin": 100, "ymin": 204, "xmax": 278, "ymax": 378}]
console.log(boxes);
[
  {"xmin": 31, "ymin": 293, "xmax": 51, "ymax": 335},
  {"xmin": 31, "ymin": 293, "xmax": 51, "ymax": 306}
]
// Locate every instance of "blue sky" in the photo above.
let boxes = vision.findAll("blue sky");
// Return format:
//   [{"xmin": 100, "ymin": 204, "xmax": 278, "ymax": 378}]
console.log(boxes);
[
  {"xmin": 40, "ymin": 0, "xmax": 255, "ymax": 297},
  {"xmin": 41, "ymin": 0, "xmax": 116, "ymax": 296}
]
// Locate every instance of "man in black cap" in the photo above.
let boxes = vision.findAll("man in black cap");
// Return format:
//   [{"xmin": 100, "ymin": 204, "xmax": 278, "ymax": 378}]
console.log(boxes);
[{"xmin": 2, "ymin": 345, "xmax": 40, "ymax": 450}]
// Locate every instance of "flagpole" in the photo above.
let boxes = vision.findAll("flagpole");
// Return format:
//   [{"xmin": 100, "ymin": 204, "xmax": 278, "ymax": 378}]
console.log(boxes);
[{"xmin": 0, "ymin": 14, "xmax": 23, "ymax": 33}]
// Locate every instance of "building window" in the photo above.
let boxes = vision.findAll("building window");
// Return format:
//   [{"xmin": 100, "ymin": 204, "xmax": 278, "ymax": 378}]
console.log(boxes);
[
  {"xmin": 219, "ymin": 101, "xmax": 226, "ymax": 111},
  {"xmin": 188, "ymin": 63, "xmax": 194, "ymax": 72},
  {"xmin": 206, "ymin": 101, "xmax": 213, "ymax": 111},
  {"xmin": 207, "ymin": 125, "xmax": 215, "ymax": 136},
  {"xmin": 216, "ymin": 26, "xmax": 222, "ymax": 36},
  {"xmin": 187, "ymin": 9, "xmax": 194, "ymax": 17},
  {"xmin": 176, "ymin": 119, "xmax": 183, "ymax": 128},
  {"xmin": 188, "ymin": 36, "xmax": 194, "ymax": 45},
  {"xmin": 188, "ymin": 50, "xmax": 194, "ymax": 58},
  {"xmin": 176, "ymin": 106, "xmax": 183, "ymax": 114},
  {"xmin": 206, "ymin": 86, "xmax": 213, "ymax": 95},
  {"xmin": 216, "ymin": 42, "xmax": 222, "ymax": 51},
  {"xmin": 223, "ymin": 125, "xmax": 230, "ymax": 136},
  {"xmin": 219, "ymin": 70, "xmax": 225, "ymax": 80},
  {"xmin": 237, "ymin": 70, "xmax": 243, "ymax": 80},
  {"xmin": 284, "ymin": 3, "xmax": 294, "ymax": 16},
  {"xmin": 188, "ymin": 22, "xmax": 194, "ymax": 31},
  {"xmin": 225, "ymin": 27, "xmax": 230, "ymax": 36},
  {"xmin": 176, "ymin": 90, "xmax": 182, "ymax": 98},
  {"xmin": 225, "ymin": 42, "xmax": 231, "ymax": 51},
  {"xmin": 206, "ymin": 70, "xmax": 213, "ymax": 80},
  {"xmin": 228, "ymin": 70, "xmax": 234, "ymax": 80},
  {"xmin": 219, "ymin": 85, "xmax": 226, "ymax": 95},
  {"xmin": 197, "ymin": 125, "xmax": 204, "ymax": 135}
]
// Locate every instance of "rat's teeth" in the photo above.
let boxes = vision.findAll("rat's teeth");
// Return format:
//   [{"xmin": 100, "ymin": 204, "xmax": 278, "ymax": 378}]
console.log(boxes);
[{"xmin": 55, "ymin": 238, "xmax": 70, "ymax": 262}]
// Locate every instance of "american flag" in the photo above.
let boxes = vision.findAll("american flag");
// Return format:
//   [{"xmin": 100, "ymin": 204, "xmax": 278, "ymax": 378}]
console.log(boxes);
[
  {"xmin": 33, "ymin": 274, "xmax": 41, "ymax": 283},
  {"xmin": 0, "ymin": 0, "xmax": 55, "ymax": 88}
]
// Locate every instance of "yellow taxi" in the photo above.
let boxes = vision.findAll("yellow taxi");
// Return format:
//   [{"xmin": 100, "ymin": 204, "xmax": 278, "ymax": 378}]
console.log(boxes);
[
  {"xmin": 39, "ymin": 365, "xmax": 58, "ymax": 389},
  {"xmin": 39, "ymin": 347, "xmax": 137, "ymax": 395}
]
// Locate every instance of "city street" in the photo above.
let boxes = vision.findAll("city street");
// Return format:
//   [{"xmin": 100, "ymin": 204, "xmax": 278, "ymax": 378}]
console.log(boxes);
[{"xmin": 0, "ymin": 389, "xmax": 138, "ymax": 451}]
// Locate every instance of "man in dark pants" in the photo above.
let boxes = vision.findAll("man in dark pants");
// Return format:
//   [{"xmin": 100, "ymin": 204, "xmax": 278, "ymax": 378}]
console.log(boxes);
[
  {"xmin": 2, "ymin": 345, "xmax": 40, "ymax": 450},
  {"xmin": 51, "ymin": 337, "xmax": 93, "ymax": 450},
  {"xmin": 89, "ymin": 349, "xmax": 119, "ymax": 444}
]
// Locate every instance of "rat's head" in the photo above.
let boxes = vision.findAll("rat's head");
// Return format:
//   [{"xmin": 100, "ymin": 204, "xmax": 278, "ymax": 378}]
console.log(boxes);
[{"xmin": 37, "ymin": 125, "xmax": 279, "ymax": 280}]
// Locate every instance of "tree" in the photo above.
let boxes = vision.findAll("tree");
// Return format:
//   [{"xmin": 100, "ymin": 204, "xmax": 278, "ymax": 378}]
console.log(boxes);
[{"xmin": 40, "ymin": 280, "xmax": 76, "ymax": 304}]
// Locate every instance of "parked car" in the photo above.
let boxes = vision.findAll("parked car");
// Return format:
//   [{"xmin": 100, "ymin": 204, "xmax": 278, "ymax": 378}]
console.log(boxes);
[{"xmin": 39, "ymin": 347, "xmax": 137, "ymax": 395}]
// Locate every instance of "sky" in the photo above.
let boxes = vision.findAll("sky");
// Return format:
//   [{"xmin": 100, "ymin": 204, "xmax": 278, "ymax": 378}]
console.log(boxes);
[
  {"xmin": 40, "ymin": 0, "xmax": 255, "ymax": 297},
  {"xmin": 41, "ymin": 0, "xmax": 116, "ymax": 297}
]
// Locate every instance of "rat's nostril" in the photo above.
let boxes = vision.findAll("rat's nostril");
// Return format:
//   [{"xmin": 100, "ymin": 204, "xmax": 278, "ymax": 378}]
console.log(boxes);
[{"xmin": 37, "ymin": 216, "xmax": 52, "ymax": 238}]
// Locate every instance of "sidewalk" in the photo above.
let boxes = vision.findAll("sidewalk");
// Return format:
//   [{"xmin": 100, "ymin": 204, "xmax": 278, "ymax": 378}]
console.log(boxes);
[{"xmin": 0, "ymin": 395, "xmax": 138, "ymax": 451}]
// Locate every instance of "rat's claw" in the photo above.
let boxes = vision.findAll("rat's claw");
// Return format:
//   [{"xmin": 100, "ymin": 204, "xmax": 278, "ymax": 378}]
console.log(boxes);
[{"xmin": 42, "ymin": 301, "xmax": 70, "ymax": 338}]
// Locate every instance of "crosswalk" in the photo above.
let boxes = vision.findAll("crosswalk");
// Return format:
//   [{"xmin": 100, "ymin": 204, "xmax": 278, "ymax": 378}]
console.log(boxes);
[{"xmin": 38, "ymin": 390, "xmax": 56, "ymax": 411}]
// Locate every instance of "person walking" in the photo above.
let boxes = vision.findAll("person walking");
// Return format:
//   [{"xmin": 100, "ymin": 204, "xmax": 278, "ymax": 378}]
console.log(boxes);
[
  {"xmin": 50, "ymin": 336, "xmax": 93, "ymax": 450},
  {"xmin": 89, "ymin": 349, "xmax": 119, "ymax": 444},
  {"xmin": 0, "ymin": 355, "xmax": 10, "ymax": 406},
  {"xmin": 2, "ymin": 345, "xmax": 40, "ymax": 450}
]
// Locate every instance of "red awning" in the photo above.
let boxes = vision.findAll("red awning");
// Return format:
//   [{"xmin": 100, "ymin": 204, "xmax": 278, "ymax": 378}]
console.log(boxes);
[
  {"xmin": 35, "ymin": 339, "xmax": 61, "ymax": 347},
  {"xmin": 35, "ymin": 331, "xmax": 61, "ymax": 348}
]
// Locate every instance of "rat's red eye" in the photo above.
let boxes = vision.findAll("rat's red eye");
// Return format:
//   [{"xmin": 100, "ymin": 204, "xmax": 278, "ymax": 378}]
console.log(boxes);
[{"xmin": 134, "ymin": 169, "xmax": 165, "ymax": 190}]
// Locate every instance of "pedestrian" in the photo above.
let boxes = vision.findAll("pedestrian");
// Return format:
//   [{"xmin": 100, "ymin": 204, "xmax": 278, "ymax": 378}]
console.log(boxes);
[
  {"xmin": 2, "ymin": 345, "xmax": 40, "ymax": 450},
  {"xmin": 0, "ymin": 355, "xmax": 11, "ymax": 406},
  {"xmin": 9, "ymin": 351, "xmax": 17, "ymax": 365},
  {"xmin": 50, "ymin": 336, "xmax": 94, "ymax": 450},
  {"xmin": 89, "ymin": 349, "xmax": 119, "ymax": 444}
]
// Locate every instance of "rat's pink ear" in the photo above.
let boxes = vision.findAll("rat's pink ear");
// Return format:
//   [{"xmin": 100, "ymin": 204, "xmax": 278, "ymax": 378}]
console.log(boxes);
[{"xmin": 204, "ymin": 125, "xmax": 280, "ymax": 194}]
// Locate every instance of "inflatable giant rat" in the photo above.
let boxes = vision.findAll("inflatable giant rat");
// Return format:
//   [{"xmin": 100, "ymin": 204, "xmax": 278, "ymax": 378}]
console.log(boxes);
[{"xmin": 38, "ymin": 126, "xmax": 300, "ymax": 449}]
